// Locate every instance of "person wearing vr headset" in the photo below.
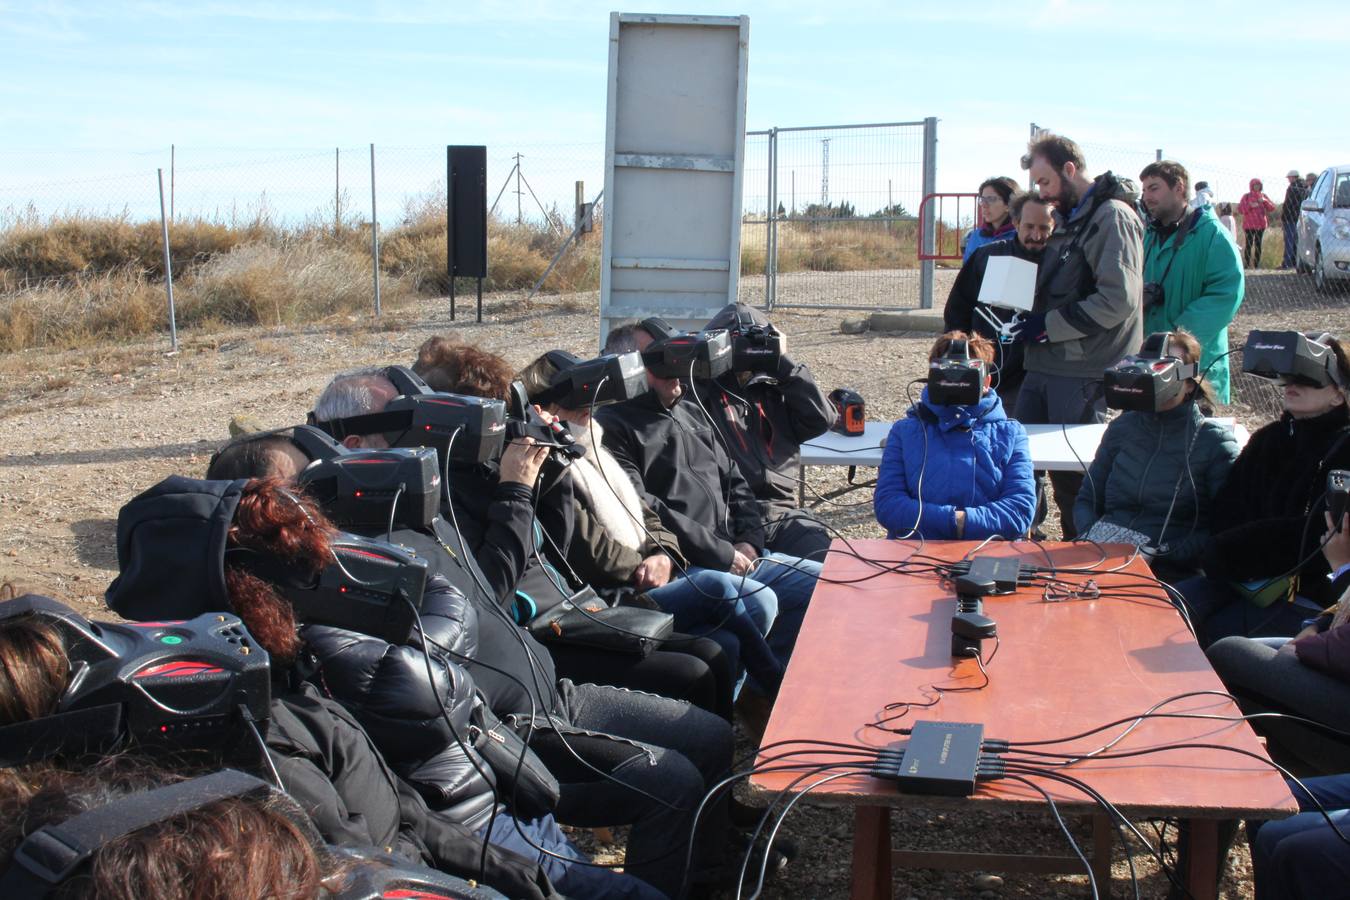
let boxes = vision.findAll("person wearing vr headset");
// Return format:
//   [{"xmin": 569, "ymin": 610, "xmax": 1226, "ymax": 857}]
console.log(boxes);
[
  {"xmin": 694, "ymin": 303, "xmax": 838, "ymax": 563},
  {"xmin": 1075, "ymin": 331, "xmax": 1240, "ymax": 582},
  {"xmin": 1137, "ymin": 161, "xmax": 1244, "ymax": 404},
  {"xmin": 103, "ymin": 476, "xmax": 670, "ymax": 900},
  {"xmin": 199, "ymin": 436, "xmax": 745, "ymax": 896},
  {"xmin": 517, "ymin": 350, "xmax": 787, "ymax": 701},
  {"xmin": 309, "ymin": 363, "xmax": 734, "ymax": 721},
  {"xmin": 874, "ymin": 332, "xmax": 1036, "ymax": 541},
  {"xmin": 943, "ymin": 192, "xmax": 1056, "ymax": 411},
  {"xmin": 598, "ymin": 320, "xmax": 825, "ymax": 693},
  {"xmin": 1016, "ymin": 132, "xmax": 1145, "ymax": 540},
  {"xmin": 0, "ymin": 759, "xmax": 504, "ymax": 900},
  {"xmin": 1177, "ymin": 332, "xmax": 1350, "ymax": 647}
]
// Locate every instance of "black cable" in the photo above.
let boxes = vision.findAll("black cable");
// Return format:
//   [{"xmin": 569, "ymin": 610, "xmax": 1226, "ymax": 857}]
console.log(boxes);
[
  {"xmin": 385, "ymin": 481, "xmax": 406, "ymax": 544},
  {"xmin": 868, "ymin": 638, "xmax": 996, "ymax": 732},
  {"xmin": 999, "ymin": 773, "xmax": 1099, "ymax": 899},
  {"xmin": 406, "ymin": 596, "xmax": 498, "ymax": 881}
]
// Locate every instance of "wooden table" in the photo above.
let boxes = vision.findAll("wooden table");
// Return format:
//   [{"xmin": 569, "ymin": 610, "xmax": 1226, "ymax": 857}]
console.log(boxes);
[{"xmin": 750, "ymin": 540, "xmax": 1296, "ymax": 899}]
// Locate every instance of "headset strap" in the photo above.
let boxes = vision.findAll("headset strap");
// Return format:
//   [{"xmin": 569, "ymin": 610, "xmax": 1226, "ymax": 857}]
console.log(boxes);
[
  {"xmin": 0, "ymin": 770, "xmax": 273, "ymax": 897},
  {"xmin": 0, "ymin": 704, "xmax": 126, "ymax": 768},
  {"xmin": 310, "ymin": 409, "xmax": 412, "ymax": 441}
]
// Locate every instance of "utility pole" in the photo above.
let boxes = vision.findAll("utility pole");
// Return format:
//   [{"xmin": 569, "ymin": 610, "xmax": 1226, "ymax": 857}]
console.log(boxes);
[
  {"xmin": 515, "ymin": 152, "xmax": 523, "ymax": 225},
  {"xmin": 820, "ymin": 139, "xmax": 830, "ymax": 207}
]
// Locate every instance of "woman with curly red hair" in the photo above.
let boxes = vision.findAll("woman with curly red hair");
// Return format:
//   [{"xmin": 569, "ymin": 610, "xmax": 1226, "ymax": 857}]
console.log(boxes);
[{"xmin": 108, "ymin": 475, "xmax": 726, "ymax": 898}]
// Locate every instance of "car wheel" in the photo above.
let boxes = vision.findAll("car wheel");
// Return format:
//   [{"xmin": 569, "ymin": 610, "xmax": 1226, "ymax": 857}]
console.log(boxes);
[{"xmin": 1314, "ymin": 245, "xmax": 1338, "ymax": 294}]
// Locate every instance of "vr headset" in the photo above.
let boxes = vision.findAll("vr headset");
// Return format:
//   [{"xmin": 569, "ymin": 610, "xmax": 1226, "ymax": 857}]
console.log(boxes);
[
  {"xmin": 829, "ymin": 387, "xmax": 866, "ymax": 436},
  {"xmin": 1103, "ymin": 332, "xmax": 1197, "ymax": 412},
  {"xmin": 0, "ymin": 596, "xmax": 271, "ymax": 768},
  {"xmin": 231, "ymin": 532, "xmax": 429, "ymax": 645},
  {"xmin": 310, "ymin": 366, "xmax": 507, "ymax": 465},
  {"xmin": 1243, "ymin": 330, "xmax": 1345, "ymax": 389},
  {"xmin": 927, "ymin": 338, "xmax": 988, "ymax": 406},
  {"xmin": 639, "ymin": 317, "xmax": 733, "ymax": 380},
  {"xmin": 506, "ymin": 381, "xmax": 585, "ymax": 461},
  {"xmin": 726, "ymin": 310, "xmax": 785, "ymax": 374},
  {"xmin": 1330, "ymin": 470, "xmax": 1349, "ymax": 528},
  {"xmin": 532, "ymin": 350, "xmax": 650, "ymax": 410},
  {"xmin": 291, "ymin": 425, "xmax": 441, "ymax": 532}
]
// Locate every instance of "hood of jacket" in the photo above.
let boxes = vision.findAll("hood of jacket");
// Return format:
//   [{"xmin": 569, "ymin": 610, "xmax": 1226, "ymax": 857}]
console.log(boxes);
[
  {"xmin": 914, "ymin": 387, "xmax": 1007, "ymax": 433},
  {"xmin": 106, "ymin": 476, "xmax": 245, "ymax": 620},
  {"xmin": 1065, "ymin": 171, "xmax": 1139, "ymax": 226},
  {"xmin": 1249, "ymin": 178, "xmax": 1263, "ymax": 192},
  {"xmin": 706, "ymin": 302, "xmax": 770, "ymax": 332}
]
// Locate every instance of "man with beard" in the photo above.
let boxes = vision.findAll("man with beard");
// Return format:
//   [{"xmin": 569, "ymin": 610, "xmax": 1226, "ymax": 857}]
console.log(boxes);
[
  {"xmin": 1012, "ymin": 132, "xmax": 1144, "ymax": 539},
  {"xmin": 1138, "ymin": 160, "xmax": 1244, "ymax": 403},
  {"xmin": 943, "ymin": 192, "xmax": 1055, "ymax": 410}
]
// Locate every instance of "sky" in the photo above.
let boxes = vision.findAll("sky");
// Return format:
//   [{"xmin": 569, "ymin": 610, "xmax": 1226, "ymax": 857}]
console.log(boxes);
[{"xmin": 1, "ymin": 0, "xmax": 1346, "ymax": 226}]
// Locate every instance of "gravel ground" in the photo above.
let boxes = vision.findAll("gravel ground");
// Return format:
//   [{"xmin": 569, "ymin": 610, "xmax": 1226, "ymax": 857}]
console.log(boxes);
[{"xmin": 0, "ymin": 269, "xmax": 1343, "ymax": 898}]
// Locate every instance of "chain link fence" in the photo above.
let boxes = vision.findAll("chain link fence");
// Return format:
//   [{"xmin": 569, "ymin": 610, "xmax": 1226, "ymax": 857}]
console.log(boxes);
[{"xmin": 739, "ymin": 120, "xmax": 936, "ymax": 312}]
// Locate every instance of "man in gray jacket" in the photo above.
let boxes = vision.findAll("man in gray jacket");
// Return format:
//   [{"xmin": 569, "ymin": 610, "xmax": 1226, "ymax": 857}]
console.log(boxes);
[{"xmin": 1011, "ymin": 132, "xmax": 1144, "ymax": 538}]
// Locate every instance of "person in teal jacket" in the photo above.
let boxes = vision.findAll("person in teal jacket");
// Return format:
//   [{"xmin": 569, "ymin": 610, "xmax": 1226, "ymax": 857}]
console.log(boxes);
[{"xmin": 1138, "ymin": 161, "xmax": 1245, "ymax": 403}]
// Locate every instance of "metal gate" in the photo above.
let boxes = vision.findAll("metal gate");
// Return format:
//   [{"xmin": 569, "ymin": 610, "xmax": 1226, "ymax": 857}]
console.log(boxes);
[{"xmin": 739, "ymin": 118, "xmax": 938, "ymax": 312}]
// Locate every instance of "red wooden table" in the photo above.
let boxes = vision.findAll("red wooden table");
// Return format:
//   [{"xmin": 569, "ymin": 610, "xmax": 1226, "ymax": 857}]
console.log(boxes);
[{"xmin": 750, "ymin": 540, "xmax": 1297, "ymax": 898}]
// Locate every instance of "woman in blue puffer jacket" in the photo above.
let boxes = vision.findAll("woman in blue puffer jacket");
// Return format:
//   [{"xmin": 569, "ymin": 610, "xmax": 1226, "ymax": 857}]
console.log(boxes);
[{"xmin": 874, "ymin": 332, "xmax": 1036, "ymax": 540}]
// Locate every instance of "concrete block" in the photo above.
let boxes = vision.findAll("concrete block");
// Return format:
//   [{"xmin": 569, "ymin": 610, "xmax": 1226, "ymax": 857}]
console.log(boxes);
[
  {"xmin": 868, "ymin": 308, "xmax": 946, "ymax": 334},
  {"xmin": 839, "ymin": 317, "xmax": 869, "ymax": 335}
]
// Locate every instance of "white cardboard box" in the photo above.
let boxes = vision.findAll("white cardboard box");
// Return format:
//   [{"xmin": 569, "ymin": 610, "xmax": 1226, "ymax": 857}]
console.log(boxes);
[{"xmin": 977, "ymin": 256, "xmax": 1038, "ymax": 312}]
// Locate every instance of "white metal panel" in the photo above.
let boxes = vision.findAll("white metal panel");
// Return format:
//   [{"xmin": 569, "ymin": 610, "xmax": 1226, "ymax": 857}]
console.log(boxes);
[{"xmin": 599, "ymin": 12, "xmax": 749, "ymax": 344}]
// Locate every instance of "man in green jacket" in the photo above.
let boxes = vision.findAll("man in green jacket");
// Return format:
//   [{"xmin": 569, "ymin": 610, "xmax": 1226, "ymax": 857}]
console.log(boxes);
[{"xmin": 1138, "ymin": 160, "xmax": 1245, "ymax": 403}]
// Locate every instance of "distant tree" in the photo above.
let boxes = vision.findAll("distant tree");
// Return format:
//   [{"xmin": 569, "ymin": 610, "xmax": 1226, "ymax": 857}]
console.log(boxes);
[{"xmin": 870, "ymin": 202, "xmax": 910, "ymax": 219}]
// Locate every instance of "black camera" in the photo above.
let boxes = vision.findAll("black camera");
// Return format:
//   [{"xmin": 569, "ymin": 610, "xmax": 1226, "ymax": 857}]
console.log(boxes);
[
  {"xmin": 1103, "ymin": 332, "xmax": 1196, "ymax": 412},
  {"xmin": 534, "ymin": 350, "xmax": 650, "ymax": 410},
  {"xmin": 292, "ymin": 427, "xmax": 441, "ymax": 533},
  {"xmin": 639, "ymin": 317, "xmax": 734, "ymax": 379},
  {"xmin": 1243, "ymin": 330, "xmax": 1343, "ymax": 389},
  {"xmin": 729, "ymin": 319, "xmax": 785, "ymax": 374},
  {"xmin": 927, "ymin": 338, "xmax": 987, "ymax": 406},
  {"xmin": 1142, "ymin": 281, "xmax": 1165, "ymax": 310},
  {"xmin": 1330, "ymin": 470, "xmax": 1349, "ymax": 529},
  {"xmin": 310, "ymin": 366, "xmax": 507, "ymax": 465},
  {"xmin": 0, "ymin": 596, "xmax": 272, "ymax": 766}
]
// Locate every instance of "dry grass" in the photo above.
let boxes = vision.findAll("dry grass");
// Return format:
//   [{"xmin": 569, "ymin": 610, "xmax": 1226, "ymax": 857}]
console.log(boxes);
[{"xmin": 740, "ymin": 218, "xmax": 962, "ymax": 275}]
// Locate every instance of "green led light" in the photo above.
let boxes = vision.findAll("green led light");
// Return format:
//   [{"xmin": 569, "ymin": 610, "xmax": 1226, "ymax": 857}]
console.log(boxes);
[{"xmin": 159, "ymin": 635, "xmax": 184, "ymax": 645}]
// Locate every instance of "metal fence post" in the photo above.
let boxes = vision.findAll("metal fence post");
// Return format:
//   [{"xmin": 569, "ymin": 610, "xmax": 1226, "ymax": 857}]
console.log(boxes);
[
  {"xmin": 156, "ymin": 168, "xmax": 179, "ymax": 352},
  {"xmin": 919, "ymin": 117, "xmax": 938, "ymax": 310},
  {"xmin": 335, "ymin": 147, "xmax": 341, "ymax": 235},
  {"xmin": 772, "ymin": 124, "xmax": 783, "ymax": 311},
  {"xmin": 370, "ymin": 143, "xmax": 380, "ymax": 317}
]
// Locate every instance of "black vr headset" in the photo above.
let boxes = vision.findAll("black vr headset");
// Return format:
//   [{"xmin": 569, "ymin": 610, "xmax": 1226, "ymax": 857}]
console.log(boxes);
[
  {"xmin": 0, "ymin": 596, "xmax": 271, "ymax": 768},
  {"xmin": 639, "ymin": 317, "xmax": 734, "ymax": 380},
  {"xmin": 290, "ymin": 425, "xmax": 441, "ymax": 532},
  {"xmin": 532, "ymin": 350, "xmax": 650, "ymax": 409},
  {"xmin": 927, "ymin": 338, "xmax": 988, "ymax": 406},
  {"xmin": 232, "ymin": 532, "xmax": 430, "ymax": 645},
  {"xmin": 310, "ymin": 366, "xmax": 507, "ymax": 465},
  {"xmin": 1104, "ymin": 332, "xmax": 1198, "ymax": 412},
  {"xmin": 506, "ymin": 380, "xmax": 586, "ymax": 461},
  {"xmin": 1243, "ymin": 330, "xmax": 1345, "ymax": 389},
  {"xmin": 726, "ymin": 309, "xmax": 785, "ymax": 374}
]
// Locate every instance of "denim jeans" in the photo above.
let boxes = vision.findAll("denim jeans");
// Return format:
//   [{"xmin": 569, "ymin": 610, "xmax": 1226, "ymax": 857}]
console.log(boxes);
[
  {"xmin": 1177, "ymin": 575, "xmax": 1320, "ymax": 648},
  {"xmin": 649, "ymin": 568, "xmax": 785, "ymax": 697},
  {"xmin": 1282, "ymin": 219, "xmax": 1299, "ymax": 268},
  {"xmin": 479, "ymin": 813, "xmax": 665, "ymax": 900},
  {"xmin": 1251, "ymin": 774, "xmax": 1350, "ymax": 899},
  {"xmin": 742, "ymin": 551, "xmax": 823, "ymax": 663}
]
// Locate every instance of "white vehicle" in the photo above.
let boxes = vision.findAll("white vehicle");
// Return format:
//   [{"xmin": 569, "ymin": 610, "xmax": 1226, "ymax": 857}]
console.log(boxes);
[{"xmin": 1297, "ymin": 164, "xmax": 1350, "ymax": 293}]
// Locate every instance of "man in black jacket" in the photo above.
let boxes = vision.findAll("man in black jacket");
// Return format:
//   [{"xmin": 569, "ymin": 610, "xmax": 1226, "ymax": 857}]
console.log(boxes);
[
  {"xmin": 943, "ymin": 192, "xmax": 1055, "ymax": 410},
  {"xmin": 598, "ymin": 323, "xmax": 823, "ymax": 671},
  {"xmin": 1281, "ymin": 169, "xmax": 1309, "ymax": 270},
  {"xmin": 693, "ymin": 303, "xmax": 837, "ymax": 562}
]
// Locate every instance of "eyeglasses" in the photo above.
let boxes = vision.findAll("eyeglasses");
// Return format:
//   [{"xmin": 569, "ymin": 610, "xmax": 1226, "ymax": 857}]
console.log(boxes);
[{"xmin": 977, "ymin": 195, "xmax": 1002, "ymax": 205}]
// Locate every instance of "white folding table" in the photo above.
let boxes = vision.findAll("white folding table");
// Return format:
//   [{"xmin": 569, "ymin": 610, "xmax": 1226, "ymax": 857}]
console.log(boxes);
[{"xmin": 796, "ymin": 419, "xmax": 1249, "ymax": 503}]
